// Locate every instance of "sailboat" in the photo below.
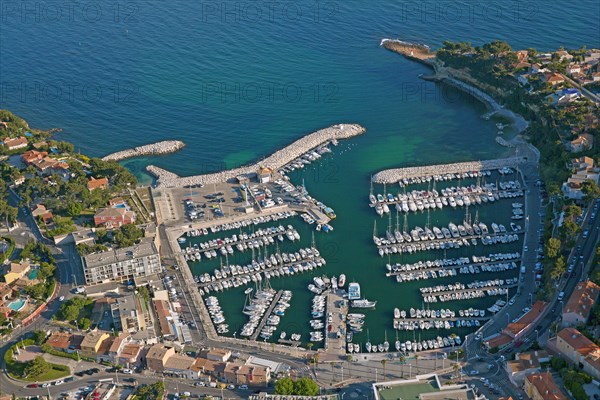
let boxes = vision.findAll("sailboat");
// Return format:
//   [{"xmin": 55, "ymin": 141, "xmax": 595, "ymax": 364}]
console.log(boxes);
[
  {"xmin": 383, "ymin": 331, "xmax": 389, "ymax": 352},
  {"xmin": 365, "ymin": 329, "xmax": 372, "ymax": 352},
  {"xmin": 395, "ymin": 330, "xmax": 401, "ymax": 352}
]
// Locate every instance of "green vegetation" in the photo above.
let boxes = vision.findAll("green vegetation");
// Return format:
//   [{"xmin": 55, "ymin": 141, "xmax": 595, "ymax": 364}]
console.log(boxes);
[
  {"xmin": 275, "ymin": 377, "xmax": 319, "ymax": 396},
  {"xmin": 560, "ymin": 368, "xmax": 592, "ymax": 400},
  {"xmin": 76, "ymin": 243, "xmax": 109, "ymax": 255},
  {"xmin": 114, "ymin": 224, "xmax": 143, "ymax": 248},
  {"xmin": 550, "ymin": 356, "xmax": 567, "ymax": 371},
  {"xmin": 40, "ymin": 343, "xmax": 81, "ymax": 361},
  {"xmin": 132, "ymin": 381, "xmax": 165, "ymax": 400},
  {"xmin": 4, "ymin": 339, "xmax": 70, "ymax": 381},
  {"xmin": 0, "ymin": 236, "xmax": 15, "ymax": 262},
  {"xmin": 57, "ymin": 296, "xmax": 94, "ymax": 324},
  {"xmin": 20, "ymin": 241, "xmax": 55, "ymax": 264}
]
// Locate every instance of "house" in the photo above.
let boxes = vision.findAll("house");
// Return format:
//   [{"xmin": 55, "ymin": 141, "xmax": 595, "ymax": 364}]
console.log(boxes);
[
  {"xmin": 80, "ymin": 330, "xmax": 110, "ymax": 358},
  {"xmin": 118, "ymin": 343, "xmax": 142, "ymax": 366},
  {"xmin": 0, "ymin": 283, "xmax": 13, "ymax": 302},
  {"xmin": 565, "ymin": 133, "xmax": 593, "ymax": 153},
  {"xmin": 566, "ymin": 64, "xmax": 582, "ymax": 75},
  {"xmin": 21, "ymin": 150, "xmax": 48, "ymax": 164},
  {"xmin": 544, "ymin": 72, "xmax": 565, "ymax": 86},
  {"xmin": 107, "ymin": 333, "xmax": 130, "ymax": 363},
  {"xmin": 206, "ymin": 348, "xmax": 231, "ymax": 362},
  {"xmin": 93, "ymin": 207, "xmax": 136, "ymax": 228},
  {"xmin": 562, "ymin": 158, "xmax": 600, "ymax": 200},
  {"xmin": 562, "ymin": 280, "xmax": 600, "ymax": 327},
  {"xmin": 256, "ymin": 167, "xmax": 273, "ymax": 183},
  {"xmin": 87, "ymin": 177, "xmax": 109, "ymax": 192},
  {"xmin": 555, "ymin": 50, "xmax": 573, "ymax": 61},
  {"xmin": 530, "ymin": 64, "xmax": 544, "ymax": 73},
  {"xmin": 45, "ymin": 331, "xmax": 74, "ymax": 353},
  {"xmin": 556, "ymin": 327, "xmax": 600, "ymax": 379},
  {"xmin": 3, "ymin": 260, "xmax": 31, "ymax": 285},
  {"xmin": 146, "ymin": 344, "xmax": 175, "ymax": 372},
  {"xmin": 523, "ymin": 372, "xmax": 567, "ymax": 400},
  {"xmin": 516, "ymin": 50, "xmax": 529, "ymax": 63},
  {"xmin": 153, "ymin": 299, "xmax": 176, "ymax": 339},
  {"xmin": 517, "ymin": 74, "xmax": 532, "ymax": 86},
  {"xmin": 31, "ymin": 204, "xmax": 49, "ymax": 218},
  {"xmin": 3, "ymin": 137, "xmax": 28, "ymax": 151},
  {"xmin": 13, "ymin": 175, "xmax": 25, "ymax": 186},
  {"xmin": 108, "ymin": 294, "xmax": 146, "ymax": 333},
  {"xmin": 592, "ymin": 72, "xmax": 600, "ymax": 82},
  {"xmin": 502, "ymin": 301, "xmax": 547, "ymax": 340},
  {"xmin": 224, "ymin": 364, "xmax": 270, "ymax": 386},
  {"xmin": 163, "ymin": 354, "xmax": 197, "ymax": 379},
  {"xmin": 505, "ymin": 350, "xmax": 550, "ymax": 386}
]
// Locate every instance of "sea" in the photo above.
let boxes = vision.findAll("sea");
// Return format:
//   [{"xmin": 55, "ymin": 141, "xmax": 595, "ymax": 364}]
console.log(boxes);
[{"xmin": 1, "ymin": 0, "xmax": 599, "ymax": 346}]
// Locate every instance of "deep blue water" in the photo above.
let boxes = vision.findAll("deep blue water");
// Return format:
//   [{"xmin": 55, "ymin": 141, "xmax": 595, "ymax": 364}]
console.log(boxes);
[{"xmin": 1, "ymin": 0, "xmax": 599, "ymax": 178}]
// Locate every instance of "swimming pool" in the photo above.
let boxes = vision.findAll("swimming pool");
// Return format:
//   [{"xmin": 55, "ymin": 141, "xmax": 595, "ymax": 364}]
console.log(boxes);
[
  {"xmin": 8, "ymin": 299, "xmax": 27, "ymax": 312},
  {"xmin": 28, "ymin": 270, "xmax": 39, "ymax": 280},
  {"xmin": 114, "ymin": 204, "xmax": 126, "ymax": 209}
]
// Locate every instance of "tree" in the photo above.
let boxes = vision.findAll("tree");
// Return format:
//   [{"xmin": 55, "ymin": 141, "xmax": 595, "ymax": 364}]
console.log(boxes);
[
  {"xmin": 38, "ymin": 262, "xmax": 56, "ymax": 280},
  {"xmin": 78, "ymin": 317, "xmax": 91, "ymax": 330},
  {"xmin": 25, "ymin": 283, "xmax": 47, "ymax": 299},
  {"xmin": 275, "ymin": 377, "xmax": 295, "ymax": 395},
  {"xmin": 380, "ymin": 359, "xmax": 387, "ymax": 380},
  {"xmin": 346, "ymin": 354, "xmax": 353, "ymax": 378},
  {"xmin": 32, "ymin": 330, "xmax": 47, "ymax": 345},
  {"xmin": 293, "ymin": 377, "xmax": 319, "ymax": 396},
  {"xmin": 66, "ymin": 201, "xmax": 82, "ymax": 217},
  {"xmin": 24, "ymin": 356, "xmax": 50, "ymax": 378},
  {"xmin": 545, "ymin": 238, "xmax": 561, "ymax": 259},
  {"xmin": 582, "ymin": 180, "xmax": 600, "ymax": 201},
  {"xmin": 551, "ymin": 256, "xmax": 567, "ymax": 281},
  {"xmin": 114, "ymin": 224, "xmax": 143, "ymax": 248}
]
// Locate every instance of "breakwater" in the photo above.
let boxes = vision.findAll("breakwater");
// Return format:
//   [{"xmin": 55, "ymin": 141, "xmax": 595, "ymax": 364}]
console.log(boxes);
[
  {"xmin": 372, "ymin": 156, "xmax": 526, "ymax": 184},
  {"xmin": 102, "ymin": 140, "xmax": 186, "ymax": 161},
  {"xmin": 147, "ymin": 123, "xmax": 365, "ymax": 188}
]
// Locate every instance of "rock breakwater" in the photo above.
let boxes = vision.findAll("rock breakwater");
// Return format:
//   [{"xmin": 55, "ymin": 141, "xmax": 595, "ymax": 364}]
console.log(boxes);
[
  {"xmin": 102, "ymin": 140, "xmax": 185, "ymax": 161},
  {"xmin": 147, "ymin": 124, "xmax": 365, "ymax": 188}
]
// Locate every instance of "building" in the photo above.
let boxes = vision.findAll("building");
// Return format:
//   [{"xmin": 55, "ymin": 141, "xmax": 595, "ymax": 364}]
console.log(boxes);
[
  {"xmin": 118, "ymin": 343, "xmax": 142, "ymax": 366},
  {"xmin": 3, "ymin": 137, "xmax": 28, "ymax": 151},
  {"xmin": 81, "ymin": 239, "xmax": 161, "ymax": 285},
  {"xmin": 106, "ymin": 332, "xmax": 130, "ymax": 364},
  {"xmin": 523, "ymin": 372, "xmax": 567, "ymax": 400},
  {"xmin": 145, "ymin": 344, "xmax": 175, "ymax": 372},
  {"xmin": 544, "ymin": 72, "xmax": 565, "ymax": 86},
  {"xmin": 93, "ymin": 207, "xmax": 136, "ymax": 228},
  {"xmin": 562, "ymin": 280, "xmax": 600, "ymax": 327},
  {"xmin": 372, "ymin": 375, "xmax": 479, "ymax": 400},
  {"xmin": 45, "ymin": 331, "xmax": 74, "ymax": 353},
  {"xmin": 80, "ymin": 330, "xmax": 110, "ymax": 358},
  {"xmin": 562, "ymin": 158, "xmax": 600, "ymax": 200},
  {"xmin": 87, "ymin": 177, "xmax": 109, "ymax": 191},
  {"xmin": 556, "ymin": 327, "xmax": 600, "ymax": 379},
  {"xmin": 503, "ymin": 301, "xmax": 547, "ymax": 340},
  {"xmin": 224, "ymin": 364, "xmax": 270, "ymax": 386},
  {"xmin": 3, "ymin": 260, "xmax": 31, "ymax": 285},
  {"xmin": 163, "ymin": 353, "xmax": 197, "ymax": 379},
  {"xmin": 21, "ymin": 150, "xmax": 48, "ymax": 164},
  {"xmin": 109, "ymin": 294, "xmax": 146, "ymax": 333},
  {"xmin": 206, "ymin": 348, "xmax": 232, "ymax": 362},
  {"xmin": 256, "ymin": 167, "xmax": 273, "ymax": 183},
  {"xmin": 565, "ymin": 133, "xmax": 593, "ymax": 153},
  {"xmin": 505, "ymin": 350, "xmax": 550, "ymax": 386}
]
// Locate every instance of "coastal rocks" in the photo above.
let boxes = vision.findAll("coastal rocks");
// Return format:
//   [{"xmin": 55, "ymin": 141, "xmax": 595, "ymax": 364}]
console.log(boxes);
[
  {"xmin": 147, "ymin": 124, "xmax": 365, "ymax": 188},
  {"xmin": 102, "ymin": 140, "xmax": 186, "ymax": 161},
  {"xmin": 372, "ymin": 157, "xmax": 527, "ymax": 184}
]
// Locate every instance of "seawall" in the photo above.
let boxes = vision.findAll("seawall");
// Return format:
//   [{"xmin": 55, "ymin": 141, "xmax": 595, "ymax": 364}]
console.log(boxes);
[
  {"xmin": 147, "ymin": 123, "xmax": 366, "ymax": 188},
  {"xmin": 102, "ymin": 140, "xmax": 186, "ymax": 161}
]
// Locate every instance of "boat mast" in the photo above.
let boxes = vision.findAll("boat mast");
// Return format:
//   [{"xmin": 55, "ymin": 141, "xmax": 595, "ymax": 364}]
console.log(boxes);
[
  {"xmin": 373, "ymin": 220, "xmax": 377, "ymax": 238},
  {"xmin": 403, "ymin": 214, "xmax": 409, "ymax": 233}
]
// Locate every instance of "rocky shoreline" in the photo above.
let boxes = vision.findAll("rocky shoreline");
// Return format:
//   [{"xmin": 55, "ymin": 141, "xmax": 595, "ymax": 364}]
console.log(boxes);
[
  {"xmin": 102, "ymin": 140, "xmax": 186, "ymax": 161},
  {"xmin": 147, "ymin": 124, "xmax": 365, "ymax": 188}
]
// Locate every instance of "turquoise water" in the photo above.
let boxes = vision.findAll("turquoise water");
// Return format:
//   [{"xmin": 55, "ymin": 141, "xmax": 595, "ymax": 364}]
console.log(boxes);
[
  {"xmin": 28, "ymin": 269, "xmax": 39, "ymax": 280},
  {"xmin": 2, "ymin": 0, "xmax": 598, "ymax": 346},
  {"xmin": 8, "ymin": 299, "xmax": 27, "ymax": 312}
]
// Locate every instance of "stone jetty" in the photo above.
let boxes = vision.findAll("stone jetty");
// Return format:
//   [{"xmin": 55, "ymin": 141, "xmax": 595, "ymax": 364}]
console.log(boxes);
[
  {"xmin": 372, "ymin": 156, "xmax": 527, "ymax": 184},
  {"xmin": 102, "ymin": 140, "xmax": 185, "ymax": 161},
  {"xmin": 147, "ymin": 124, "xmax": 365, "ymax": 188}
]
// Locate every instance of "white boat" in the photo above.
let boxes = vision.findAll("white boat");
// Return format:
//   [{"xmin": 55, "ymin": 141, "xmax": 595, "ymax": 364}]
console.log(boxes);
[
  {"xmin": 394, "ymin": 308, "xmax": 400, "ymax": 319},
  {"xmin": 351, "ymin": 299, "xmax": 377, "ymax": 308},
  {"xmin": 338, "ymin": 274, "xmax": 346, "ymax": 287},
  {"xmin": 348, "ymin": 282, "xmax": 361, "ymax": 300}
]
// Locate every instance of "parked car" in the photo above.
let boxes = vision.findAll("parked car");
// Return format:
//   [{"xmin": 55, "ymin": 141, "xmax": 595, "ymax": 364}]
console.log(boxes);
[{"xmin": 122, "ymin": 369, "xmax": 133, "ymax": 374}]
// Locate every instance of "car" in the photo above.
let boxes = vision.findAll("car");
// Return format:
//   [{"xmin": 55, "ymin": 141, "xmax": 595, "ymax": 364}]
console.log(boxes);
[
  {"xmin": 508, "ymin": 299, "xmax": 515, "ymax": 305},
  {"xmin": 124, "ymin": 377, "xmax": 137, "ymax": 383},
  {"xmin": 65, "ymin": 377, "xmax": 75, "ymax": 382},
  {"xmin": 122, "ymin": 369, "xmax": 133, "ymax": 374},
  {"xmin": 239, "ymin": 385, "xmax": 248, "ymax": 390},
  {"xmin": 479, "ymin": 377, "xmax": 487, "ymax": 382},
  {"xmin": 59, "ymin": 296, "xmax": 65, "ymax": 301},
  {"xmin": 209, "ymin": 382, "xmax": 217, "ymax": 388},
  {"xmin": 470, "ymin": 370, "xmax": 479, "ymax": 375},
  {"xmin": 194, "ymin": 382, "xmax": 206, "ymax": 387},
  {"xmin": 54, "ymin": 380, "xmax": 64, "ymax": 386},
  {"xmin": 227, "ymin": 384, "xmax": 235, "ymax": 390},
  {"xmin": 26, "ymin": 384, "xmax": 39, "ymax": 388},
  {"xmin": 522, "ymin": 307, "xmax": 531, "ymax": 313},
  {"xmin": 84, "ymin": 370, "xmax": 94, "ymax": 375},
  {"xmin": 183, "ymin": 392, "xmax": 191, "ymax": 397},
  {"xmin": 42, "ymin": 383, "xmax": 50, "ymax": 388},
  {"xmin": 90, "ymin": 368, "xmax": 100, "ymax": 373},
  {"xmin": 75, "ymin": 371, "xmax": 85, "ymax": 377}
]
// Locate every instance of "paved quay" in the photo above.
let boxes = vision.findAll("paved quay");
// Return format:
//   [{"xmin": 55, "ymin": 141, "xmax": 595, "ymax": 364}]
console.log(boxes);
[
  {"xmin": 324, "ymin": 292, "xmax": 348, "ymax": 356},
  {"xmin": 147, "ymin": 123, "xmax": 365, "ymax": 188}
]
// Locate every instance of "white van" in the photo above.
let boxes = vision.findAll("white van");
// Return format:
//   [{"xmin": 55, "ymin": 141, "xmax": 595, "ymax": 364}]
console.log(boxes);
[{"xmin": 558, "ymin": 291, "xmax": 565, "ymax": 301}]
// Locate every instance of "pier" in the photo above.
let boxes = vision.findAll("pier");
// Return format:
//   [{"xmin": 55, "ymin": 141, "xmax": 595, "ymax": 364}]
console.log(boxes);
[
  {"xmin": 250, "ymin": 290, "xmax": 284, "ymax": 341},
  {"xmin": 147, "ymin": 123, "xmax": 366, "ymax": 188},
  {"xmin": 385, "ymin": 259, "xmax": 520, "ymax": 277},
  {"xmin": 324, "ymin": 292, "xmax": 347, "ymax": 356},
  {"xmin": 102, "ymin": 140, "xmax": 185, "ymax": 161},
  {"xmin": 394, "ymin": 316, "xmax": 490, "ymax": 323},
  {"xmin": 371, "ymin": 157, "xmax": 527, "ymax": 184},
  {"xmin": 422, "ymin": 283, "xmax": 517, "ymax": 299},
  {"xmin": 376, "ymin": 230, "xmax": 523, "ymax": 250}
]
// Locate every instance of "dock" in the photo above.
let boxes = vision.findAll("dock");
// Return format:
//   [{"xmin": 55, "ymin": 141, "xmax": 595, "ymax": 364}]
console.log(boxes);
[
  {"xmin": 376, "ymin": 230, "xmax": 523, "ymax": 250},
  {"xmin": 324, "ymin": 291, "xmax": 347, "ymax": 356},
  {"xmin": 372, "ymin": 156, "xmax": 527, "ymax": 184},
  {"xmin": 385, "ymin": 259, "xmax": 520, "ymax": 277},
  {"xmin": 393, "ymin": 316, "xmax": 490, "ymax": 323},
  {"xmin": 277, "ymin": 339, "xmax": 302, "ymax": 346},
  {"xmin": 250, "ymin": 290, "xmax": 284, "ymax": 341},
  {"xmin": 422, "ymin": 283, "xmax": 517, "ymax": 299}
]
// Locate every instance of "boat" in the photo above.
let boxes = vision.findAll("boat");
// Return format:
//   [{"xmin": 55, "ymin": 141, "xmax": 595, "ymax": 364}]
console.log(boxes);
[
  {"xmin": 178, "ymin": 237, "xmax": 186, "ymax": 244},
  {"xmin": 394, "ymin": 308, "xmax": 400, "ymax": 319},
  {"xmin": 348, "ymin": 282, "xmax": 361, "ymax": 300},
  {"xmin": 351, "ymin": 299, "xmax": 377, "ymax": 308},
  {"xmin": 338, "ymin": 274, "xmax": 346, "ymax": 287}
]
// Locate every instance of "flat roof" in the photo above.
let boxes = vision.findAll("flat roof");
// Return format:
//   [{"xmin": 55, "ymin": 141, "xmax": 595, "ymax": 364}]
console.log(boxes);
[
  {"xmin": 83, "ymin": 238, "xmax": 157, "ymax": 268},
  {"xmin": 378, "ymin": 380, "xmax": 439, "ymax": 400}
]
